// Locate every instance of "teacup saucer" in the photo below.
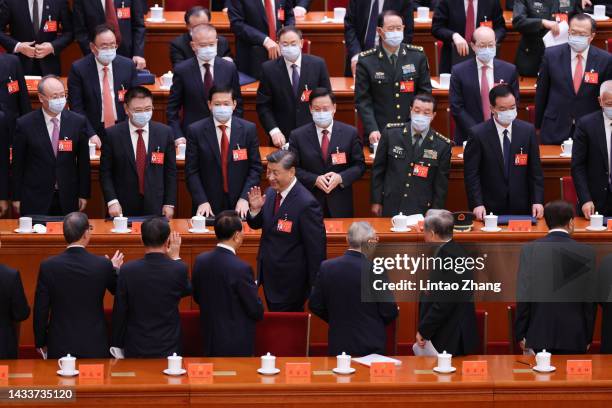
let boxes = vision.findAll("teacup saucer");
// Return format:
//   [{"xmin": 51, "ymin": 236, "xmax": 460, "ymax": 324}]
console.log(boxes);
[
  {"xmin": 390, "ymin": 227, "xmax": 411, "ymax": 232},
  {"xmin": 163, "ymin": 368, "xmax": 186, "ymax": 376},
  {"xmin": 369, "ymin": 153, "xmax": 375, "ymax": 159},
  {"xmin": 560, "ymin": 153, "xmax": 572, "ymax": 158},
  {"xmin": 585, "ymin": 225, "xmax": 607, "ymax": 232},
  {"xmin": 480, "ymin": 227, "xmax": 502, "ymax": 232},
  {"xmin": 176, "ymin": 155, "xmax": 186, "ymax": 160},
  {"xmin": 111, "ymin": 228, "xmax": 132, "ymax": 234},
  {"xmin": 14, "ymin": 228, "xmax": 35, "ymax": 233},
  {"xmin": 146, "ymin": 17, "xmax": 166, "ymax": 22},
  {"xmin": 257, "ymin": 367, "xmax": 280, "ymax": 375},
  {"xmin": 414, "ymin": 17, "xmax": 432, "ymax": 23},
  {"xmin": 188, "ymin": 228, "xmax": 210, "ymax": 234},
  {"xmin": 532, "ymin": 365, "xmax": 555, "ymax": 373},
  {"xmin": 332, "ymin": 367, "xmax": 356, "ymax": 375},
  {"xmin": 457, "ymin": 153, "xmax": 464, "ymax": 159},
  {"xmin": 90, "ymin": 155, "xmax": 100, "ymax": 160},
  {"xmin": 57, "ymin": 369, "xmax": 79, "ymax": 377},
  {"xmin": 433, "ymin": 366, "xmax": 456, "ymax": 374}
]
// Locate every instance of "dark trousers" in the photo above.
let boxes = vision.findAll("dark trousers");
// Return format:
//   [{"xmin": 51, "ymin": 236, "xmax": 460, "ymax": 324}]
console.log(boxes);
[
  {"xmin": 605, "ymin": 193, "xmax": 612, "ymax": 216},
  {"xmin": 265, "ymin": 297, "xmax": 305, "ymax": 312},
  {"xmin": 48, "ymin": 191, "xmax": 63, "ymax": 216}
]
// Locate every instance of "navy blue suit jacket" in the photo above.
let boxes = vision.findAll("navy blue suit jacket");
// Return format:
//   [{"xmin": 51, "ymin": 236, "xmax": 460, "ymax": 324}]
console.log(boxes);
[
  {"xmin": 0, "ymin": 53, "xmax": 31, "ymax": 138},
  {"xmin": 192, "ymin": 246, "xmax": 264, "ymax": 357},
  {"xmin": 111, "ymin": 253, "xmax": 191, "ymax": 358},
  {"xmin": 185, "ymin": 116, "xmax": 262, "ymax": 214},
  {"xmin": 247, "ymin": 181, "xmax": 326, "ymax": 305},
  {"xmin": 450, "ymin": 57, "xmax": 519, "ymax": 144},
  {"xmin": 432, "ymin": 0, "xmax": 506, "ymax": 74},
  {"xmin": 464, "ymin": 119, "xmax": 544, "ymax": 214},
  {"xmin": 73, "ymin": 0, "xmax": 145, "ymax": 58},
  {"xmin": 67, "ymin": 54, "xmax": 138, "ymax": 140},
  {"xmin": 0, "ymin": 265, "xmax": 29, "ymax": 359},
  {"xmin": 535, "ymin": 44, "xmax": 612, "ymax": 144},
  {"xmin": 12, "ymin": 109, "xmax": 90, "ymax": 216},
  {"xmin": 228, "ymin": 0, "xmax": 295, "ymax": 79},
  {"xmin": 288, "ymin": 121, "xmax": 365, "ymax": 217},
  {"xmin": 169, "ymin": 32, "xmax": 232, "ymax": 68},
  {"xmin": 100, "ymin": 121, "xmax": 177, "ymax": 216},
  {"xmin": 0, "ymin": 111, "xmax": 10, "ymax": 200},
  {"xmin": 309, "ymin": 250, "xmax": 398, "ymax": 356},
  {"xmin": 256, "ymin": 54, "xmax": 331, "ymax": 140},
  {"xmin": 166, "ymin": 56, "xmax": 243, "ymax": 140},
  {"xmin": 34, "ymin": 247, "xmax": 117, "ymax": 359},
  {"xmin": 0, "ymin": 0, "xmax": 73, "ymax": 76}
]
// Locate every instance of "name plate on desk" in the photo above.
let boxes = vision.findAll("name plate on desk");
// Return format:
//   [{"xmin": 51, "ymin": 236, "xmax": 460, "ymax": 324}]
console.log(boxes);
[
  {"xmin": 566, "ymin": 360, "xmax": 592, "ymax": 375},
  {"xmin": 286, "ymin": 362, "xmax": 311, "ymax": 378},
  {"xmin": 607, "ymin": 219, "xmax": 612, "ymax": 231},
  {"xmin": 131, "ymin": 222, "xmax": 142, "ymax": 234},
  {"xmin": 462, "ymin": 360, "xmax": 488, "ymax": 376},
  {"xmin": 370, "ymin": 362, "xmax": 395, "ymax": 377},
  {"xmin": 79, "ymin": 364, "xmax": 104, "ymax": 379},
  {"xmin": 508, "ymin": 220, "xmax": 532, "ymax": 232},
  {"xmin": 46, "ymin": 222, "xmax": 62, "ymax": 234},
  {"xmin": 324, "ymin": 220, "xmax": 343, "ymax": 233},
  {"xmin": 188, "ymin": 363, "xmax": 213, "ymax": 379},
  {"xmin": 0, "ymin": 366, "xmax": 7, "ymax": 381}
]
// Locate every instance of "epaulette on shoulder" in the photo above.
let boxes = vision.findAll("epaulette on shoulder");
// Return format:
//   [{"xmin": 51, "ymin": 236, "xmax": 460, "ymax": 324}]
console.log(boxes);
[
  {"xmin": 386, "ymin": 122, "xmax": 405, "ymax": 128},
  {"xmin": 359, "ymin": 48, "xmax": 377, "ymax": 57},
  {"xmin": 434, "ymin": 131, "xmax": 451, "ymax": 144},
  {"xmin": 405, "ymin": 44, "xmax": 424, "ymax": 52}
]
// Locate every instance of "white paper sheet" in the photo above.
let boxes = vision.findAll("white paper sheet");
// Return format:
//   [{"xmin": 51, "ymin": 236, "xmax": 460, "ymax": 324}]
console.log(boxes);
[
  {"xmin": 352, "ymin": 354, "xmax": 402, "ymax": 367},
  {"xmin": 543, "ymin": 21, "xmax": 569, "ymax": 48},
  {"xmin": 412, "ymin": 341, "xmax": 439, "ymax": 357}
]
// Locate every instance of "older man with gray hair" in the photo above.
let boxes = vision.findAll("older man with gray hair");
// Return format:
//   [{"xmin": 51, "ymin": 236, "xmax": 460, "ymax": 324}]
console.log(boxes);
[
  {"xmin": 416, "ymin": 209, "xmax": 479, "ymax": 356},
  {"xmin": 309, "ymin": 221, "xmax": 398, "ymax": 356}
]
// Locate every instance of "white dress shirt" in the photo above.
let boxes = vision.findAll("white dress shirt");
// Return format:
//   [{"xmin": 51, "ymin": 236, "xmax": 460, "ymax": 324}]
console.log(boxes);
[
  {"xmin": 548, "ymin": 228, "xmax": 569, "ymax": 235},
  {"xmin": 285, "ymin": 54, "xmax": 302, "ymax": 86},
  {"xmin": 213, "ymin": 117, "xmax": 232, "ymax": 151},
  {"xmin": 571, "ymin": 46, "xmax": 590, "ymax": 78},
  {"xmin": 604, "ymin": 111, "xmax": 612, "ymax": 164},
  {"xmin": 128, "ymin": 121, "xmax": 149, "ymax": 157},
  {"xmin": 42, "ymin": 109, "xmax": 61, "ymax": 143},
  {"xmin": 217, "ymin": 243, "xmax": 236, "ymax": 255},
  {"xmin": 476, "ymin": 58, "xmax": 494, "ymax": 90},
  {"xmin": 198, "ymin": 55, "xmax": 215, "ymax": 81},
  {"xmin": 95, "ymin": 58, "xmax": 118, "ymax": 122},
  {"xmin": 367, "ymin": 0, "xmax": 385, "ymax": 45},
  {"xmin": 316, "ymin": 120, "xmax": 333, "ymax": 146},
  {"xmin": 278, "ymin": 176, "xmax": 297, "ymax": 207},
  {"xmin": 494, "ymin": 117, "xmax": 512, "ymax": 149},
  {"xmin": 101, "ymin": 0, "xmax": 107, "ymax": 12}
]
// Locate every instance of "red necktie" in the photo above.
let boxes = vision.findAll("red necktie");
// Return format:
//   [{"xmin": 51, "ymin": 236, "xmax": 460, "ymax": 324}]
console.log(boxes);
[
  {"xmin": 573, "ymin": 54, "xmax": 583, "ymax": 94},
  {"xmin": 465, "ymin": 0, "xmax": 475, "ymax": 44},
  {"xmin": 265, "ymin": 0, "xmax": 277, "ymax": 41},
  {"xmin": 480, "ymin": 65, "xmax": 491, "ymax": 120},
  {"xmin": 135, "ymin": 129, "xmax": 146, "ymax": 195},
  {"xmin": 320, "ymin": 129, "xmax": 330, "ymax": 161},
  {"xmin": 203, "ymin": 63, "xmax": 213, "ymax": 97},
  {"xmin": 102, "ymin": 67, "xmax": 115, "ymax": 128},
  {"xmin": 105, "ymin": 0, "xmax": 122, "ymax": 45},
  {"xmin": 274, "ymin": 192, "xmax": 281, "ymax": 215},
  {"xmin": 219, "ymin": 125, "xmax": 229, "ymax": 193}
]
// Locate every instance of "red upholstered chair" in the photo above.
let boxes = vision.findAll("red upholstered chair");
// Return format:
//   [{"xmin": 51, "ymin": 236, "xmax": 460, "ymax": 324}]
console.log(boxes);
[
  {"xmin": 475, "ymin": 309, "xmax": 488, "ymax": 354},
  {"xmin": 165, "ymin": 0, "xmax": 208, "ymax": 12},
  {"xmin": 255, "ymin": 312, "xmax": 311, "ymax": 356},
  {"xmin": 326, "ymin": 0, "xmax": 349, "ymax": 10},
  {"xmin": 525, "ymin": 105, "xmax": 536, "ymax": 125},
  {"xmin": 434, "ymin": 40, "xmax": 443, "ymax": 76},
  {"xmin": 181, "ymin": 309, "xmax": 204, "ymax": 357},
  {"xmin": 302, "ymin": 39, "xmax": 312, "ymax": 54},
  {"xmin": 560, "ymin": 176, "xmax": 578, "ymax": 207}
]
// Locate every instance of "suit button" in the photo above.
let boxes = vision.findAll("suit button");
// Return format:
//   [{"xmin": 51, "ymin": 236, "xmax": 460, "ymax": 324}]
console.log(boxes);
[
  {"xmin": 396, "ymin": 104, "xmax": 400, "ymax": 108},
  {"xmin": 406, "ymin": 183, "xmax": 410, "ymax": 187},
  {"xmin": 404, "ymin": 194, "xmax": 408, "ymax": 197},
  {"xmin": 395, "ymin": 82, "xmax": 399, "ymax": 86},
  {"xmin": 395, "ymin": 93, "xmax": 400, "ymax": 97},
  {"xmin": 397, "ymin": 115, "xmax": 401, "ymax": 119},
  {"xmin": 408, "ymin": 174, "xmax": 412, "ymax": 177}
]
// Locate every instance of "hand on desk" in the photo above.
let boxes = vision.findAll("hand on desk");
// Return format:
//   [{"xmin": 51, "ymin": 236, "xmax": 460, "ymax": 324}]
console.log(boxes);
[
  {"xmin": 270, "ymin": 130, "xmax": 286, "ymax": 148},
  {"xmin": 132, "ymin": 56, "xmax": 147, "ymax": 70},
  {"xmin": 582, "ymin": 201, "xmax": 595, "ymax": 220},
  {"xmin": 0, "ymin": 200, "xmax": 8, "ymax": 218},
  {"xmin": 473, "ymin": 205, "xmax": 486, "ymax": 221},
  {"xmin": 78, "ymin": 198, "xmax": 87, "ymax": 212},
  {"xmin": 371, "ymin": 203, "xmax": 382, "ymax": 217},
  {"xmin": 163, "ymin": 205, "xmax": 174, "ymax": 220},
  {"xmin": 196, "ymin": 202, "xmax": 214, "ymax": 217},
  {"xmin": 235, "ymin": 198, "xmax": 249, "ymax": 219},
  {"xmin": 12, "ymin": 201, "xmax": 20, "ymax": 215},
  {"xmin": 108, "ymin": 202, "xmax": 122, "ymax": 218},
  {"xmin": 532, "ymin": 204, "xmax": 544, "ymax": 219}
]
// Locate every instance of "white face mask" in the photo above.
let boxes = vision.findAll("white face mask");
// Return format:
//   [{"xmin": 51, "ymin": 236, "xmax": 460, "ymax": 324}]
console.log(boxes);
[
  {"xmin": 197, "ymin": 45, "xmax": 217, "ymax": 62},
  {"xmin": 312, "ymin": 110, "xmax": 333, "ymax": 128},
  {"xmin": 496, "ymin": 108, "xmax": 517, "ymax": 126},
  {"xmin": 48, "ymin": 97, "xmax": 66, "ymax": 114},
  {"xmin": 131, "ymin": 111, "xmax": 152, "ymax": 127},
  {"xmin": 476, "ymin": 46, "xmax": 496, "ymax": 64},
  {"xmin": 96, "ymin": 48, "xmax": 116, "ymax": 65},
  {"xmin": 280, "ymin": 45, "xmax": 301, "ymax": 62},
  {"xmin": 212, "ymin": 105, "xmax": 233, "ymax": 123},
  {"xmin": 411, "ymin": 113, "xmax": 432, "ymax": 133},
  {"xmin": 568, "ymin": 35, "xmax": 590, "ymax": 53},
  {"xmin": 383, "ymin": 30, "xmax": 403, "ymax": 47}
]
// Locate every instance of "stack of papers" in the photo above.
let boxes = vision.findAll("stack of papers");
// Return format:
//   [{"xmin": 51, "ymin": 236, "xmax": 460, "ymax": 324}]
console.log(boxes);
[
  {"xmin": 543, "ymin": 21, "xmax": 569, "ymax": 48},
  {"xmin": 352, "ymin": 354, "xmax": 402, "ymax": 366}
]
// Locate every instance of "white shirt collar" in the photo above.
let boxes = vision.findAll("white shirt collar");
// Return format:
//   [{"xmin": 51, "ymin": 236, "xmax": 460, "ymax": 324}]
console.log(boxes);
[
  {"xmin": 128, "ymin": 120, "xmax": 149, "ymax": 136},
  {"xmin": 95, "ymin": 57, "xmax": 112, "ymax": 72},
  {"xmin": 476, "ymin": 58, "xmax": 492, "ymax": 70},
  {"xmin": 197, "ymin": 55, "xmax": 215, "ymax": 68},
  {"xmin": 571, "ymin": 46, "xmax": 590, "ymax": 60},
  {"xmin": 285, "ymin": 54, "xmax": 302, "ymax": 70},
  {"xmin": 67, "ymin": 244, "xmax": 86, "ymax": 249},
  {"xmin": 42, "ymin": 108, "xmax": 61, "ymax": 125},
  {"xmin": 315, "ymin": 120, "xmax": 333, "ymax": 135},
  {"xmin": 213, "ymin": 117, "xmax": 232, "ymax": 130},
  {"xmin": 494, "ymin": 117, "xmax": 512, "ymax": 136},
  {"xmin": 216, "ymin": 243, "xmax": 236, "ymax": 255},
  {"xmin": 604, "ymin": 111, "xmax": 612, "ymax": 126},
  {"xmin": 548, "ymin": 228, "xmax": 570, "ymax": 235},
  {"xmin": 280, "ymin": 177, "xmax": 297, "ymax": 200}
]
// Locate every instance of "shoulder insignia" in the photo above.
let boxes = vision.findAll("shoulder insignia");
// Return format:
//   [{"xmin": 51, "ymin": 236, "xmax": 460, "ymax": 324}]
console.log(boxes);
[
  {"xmin": 359, "ymin": 48, "xmax": 377, "ymax": 57},
  {"xmin": 434, "ymin": 131, "xmax": 451, "ymax": 144},
  {"xmin": 386, "ymin": 122, "xmax": 405, "ymax": 128},
  {"xmin": 406, "ymin": 44, "xmax": 424, "ymax": 52}
]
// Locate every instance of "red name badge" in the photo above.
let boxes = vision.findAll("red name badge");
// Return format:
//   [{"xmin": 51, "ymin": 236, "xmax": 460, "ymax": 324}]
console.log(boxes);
[
  {"xmin": 46, "ymin": 222, "xmax": 62, "ymax": 234},
  {"xmin": 399, "ymin": 80, "xmax": 414, "ymax": 93},
  {"xmin": 79, "ymin": 364, "xmax": 104, "ymax": 379},
  {"xmin": 554, "ymin": 13, "xmax": 568, "ymax": 23},
  {"xmin": 277, "ymin": 219, "xmax": 293, "ymax": 233},
  {"xmin": 480, "ymin": 20, "xmax": 493, "ymax": 28},
  {"xmin": 58, "ymin": 139, "xmax": 73, "ymax": 152},
  {"xmin": 43, "ymin": 20, "xmax": 58, "ymax": 32},
  {"xmin": 232, "ymin": 148, "xmax": 248, "ymax": 161},
  {"xmin": 508, "ymin": 220, "xmax": 532, "ymax": 232},
  {"xmin": 277, "ymin": 8, "xmax": 285, "ymax": 21},
  {"xmin": 413, "ymin": 164, "xmax": 429, "ymax": 178},
  {"xmin": 151, "ymin": 152, "xmax": 164, "ymax": 165},
  {"xmin": 514, "ymin": 153, "xmax": 528, "ymax": 166},
  {"xmin": 584, "ymin": 72, "xmax": 599, "ymax": 84},
  {"xmin": 118, "ymin": 89, "xmax": 127, "ymax": 102},
  {"xmin": 188, "ymin": 363, "xmax": 213, "ymax": 379},
  {"xmin": 7, "ymin": 80, "xmax": 19, "ymax": 94},
  {"xmin": 331, "ymin": 152, "xmax": 347, "ymax": 165},
  {"xmin": 117, "ymin": 7, "xmax": 131, "ymax": 19},
  {"xmin": 300, "ymin": 89, "xmax": 312, "ymax": 102}
]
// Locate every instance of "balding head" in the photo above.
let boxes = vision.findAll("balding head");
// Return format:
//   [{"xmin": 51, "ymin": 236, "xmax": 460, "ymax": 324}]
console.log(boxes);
[
  {"xmin": 190, "ymin": 23, "xmax": 218, "ymax": 54},
  {"xmin": 38, "ymin": 75, "xmax": 65, "ymax": 97},
  {"xmin": 600, "ymin": 80, "xmax": 612, "ymax": 113},
  {"xmin": 472, "ymin": 26, "xmax": 496, "ymax": 46},
  {"xmin": 37, "ymin": 75, "xmax": 66, "ymax": 115},
  {"xmin": 424, "ymin": 209, "xmax": 454, "ymax": 242}
]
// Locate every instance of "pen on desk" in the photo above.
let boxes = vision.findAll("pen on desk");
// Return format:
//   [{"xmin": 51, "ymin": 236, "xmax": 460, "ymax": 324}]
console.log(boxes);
[{"xmin": 515, "ymin": 360, "xmax": 532, "ymax": 367}]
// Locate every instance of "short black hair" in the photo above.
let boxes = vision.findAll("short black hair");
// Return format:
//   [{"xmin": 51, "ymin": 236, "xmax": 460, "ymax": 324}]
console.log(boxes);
[
  {"xmin": 267, "ymin": 149, "xmax": 296, "ymax": 170},
  {"xmin": 488, "ymin": 83, "xmax": 515, "ymax": 107},
  {"xmin": 185, "ymin": 6, "xmax": 211, "ymax": 24},
  {"xmin": 91, "ymin": 24, "xmax": 115, "ymax": 43},
  {"xmin": 141, "ymin": 217, "xmax": 171, "ymax": 248},
  {"xmin": 278, "ymin": 25, "xmax": 303, "ymax": 40},
  {"xmin": 411, "ymin": 93, "xmax": 437, "ymax": 111},
  {"xmin": 214, "ymin": 210, "xmax": 243, "ymax": 241},
  {"xmin": 544, "ymin": 201, "xmax": 575, "ymax": 229},
  {"xmin": 208, "ymin": 85, "xmax": 235, "ymax": 102},
  {"xmin": 569, "ymin": 12, "xmax": 596, "ymax": 33},
  {"xmin": 125, "ymin": 86, "xmax": 153, "ymax": 105},
  {"xmin": 309, "ymin": 87, "xmax": 336, "ymax": 105},
  {"xmin": 63, "ymin": 212, "xmax": 89, "ymax": 244},
  {"xmin": 377, "ymin": 10, "xmax": 403, "ymax": 28}
]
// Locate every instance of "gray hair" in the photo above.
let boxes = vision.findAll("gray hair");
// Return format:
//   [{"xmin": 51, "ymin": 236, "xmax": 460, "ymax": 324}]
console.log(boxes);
[
  {"xmin": 267, "ymin": 149, "xmax": 296, "ymax": 170},
  {"xmin": 601, "ymin": 80, "xmax": 612, "ymax": 96},
  {"xmin": 424, "ymin": 209, "xmax": 454, "ymax": 240},
  {"xmin": 37, "ymin": 74, "xmax": 63, "ymax": 96},
  {"xmin": 347, "ymin": 221, "xmax": 376, "ymax": 250},
  {"xmin": 191, "ymin": 23, "xmax": 217, "ymax": 38},
  {"xmin": 63, "ymin": 212, "xmax": 89, "ymax": 244}
]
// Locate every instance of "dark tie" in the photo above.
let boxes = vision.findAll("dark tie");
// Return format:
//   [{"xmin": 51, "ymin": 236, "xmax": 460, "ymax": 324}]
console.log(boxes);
[
  {"xmin": 32, "ymin": 0, "xmax": 40, "ymax": 33},
  {"xmin": 413, "ymin": 133, "xmax": 422, "ymax": 147},
  {"xmin": 291, "ymin": 64, "xmax": 300, "ymax": 97},
  {"xmin": 321, "ymin": 129, "xmax": 330, "ymax": 161},
  {"xmin": 390, "ymin": 54, "xmax": 397, "ymax": 67},
  {"xmin": 135, "ymin": 129, "xmax": 146, "ymax": 195},
  {"xmin": 203, "ymin": 63, "xmax": 213, "ymax": 98},
  {"xmin": 105, "ymin": 0, "xmax": 122, "ymax": 45},
  {"xmin": 364, "ymin": 0, "xmax": 379, "ymax": 49},
  {"xmin": 273, "ymin": 192, "xmax": 282, "ymax": 215},
  {"xmin": 502, "ymin": 129, "xmax": 511, "ymax": 179},
  {"xmin": 219, "ymin": 124, "xmax": 229, "ymax": 193},
  {"xmin": 609, "ymin": 123, "xmax": 612, "ymax": 189}
]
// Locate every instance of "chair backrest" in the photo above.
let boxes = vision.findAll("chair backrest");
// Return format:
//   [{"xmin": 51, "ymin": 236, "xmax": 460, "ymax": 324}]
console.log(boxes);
[
  {"xmin": 560, "ymin": 176, "xmax": 578, "ymax": 207},
  {"xmin": 385, "ymin": 308, "xmax": 400, "ymax": 355},
  {"xmin": 506, "ymin": 304, "xmax": 522, "ymax": 355},
  {"xmin": 180, "ymin": 309, "xmax": 205, "ymax": 357},
  {"xmin": 475, "ymin": 310, "xmax": 488, "ymax": 354},
  {"xmin": 302, "ymin": 39, "xmax": 312, "ymax": 55},
  {"xmin": 255, "ymin": 312, "xmax": 311, "ymax": 357},
  {"xmin": 165, "ymin": 0, "xmax": 208, "ymax": 12},
  {"xmin": 326, "ymin": 0, "xmax": 349, "ymax": 11}
]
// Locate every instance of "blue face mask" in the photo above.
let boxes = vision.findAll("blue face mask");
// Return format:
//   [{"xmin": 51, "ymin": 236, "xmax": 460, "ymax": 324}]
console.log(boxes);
[
  {"xmin": 212, "ymin": 105, "xmax": 233, "ymax": 123},
  {"xmin": 312, "ymin": 110, "xmax": 333, "ymax": 128},
  {"xmin": 568, "ymin": 35, "xmax": 589, "ymax": 53},
  {"xmin": 48, "ymin": 97, "xmax": 66, "ymax": 114},
  {"xmin": 496, "ymin": 108, "xmax": 517, "ymax": 126},
  {"xmin": 476, "ymin": 46, "xmax": 496, "ymax": 64},
  {"xmin": 604, "ymin": 107, "xmax": 612, "ymax": 120},
  {"xmin": 383, "ymin": 31, "xmax": 404, "ymax": 47},
  {"xmin": 96, "ymin": 48, "xmax": 116, "ymax": 65},
  {"xmin": 197, "ymin": 45, "xmax": 217, "ymax": 62},
  {"xmin": 131, "ymin": 111, "xmax": 152, "ymax": 127},
  {"xmin": 411, "ymin": 114, "xmax": 432, "ymax": 133},
  {"xmin": 281, "ymin": 45, "xmax": 301, "ymax": 62}
]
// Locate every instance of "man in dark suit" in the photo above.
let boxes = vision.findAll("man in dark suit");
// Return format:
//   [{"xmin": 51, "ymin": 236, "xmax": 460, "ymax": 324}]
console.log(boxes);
[
  {"xmin": 0, "ymin": 0, "xmax": 73, "ymax": 76},
  {"xmin": 185, "ymin": 86, "xmax": 261, "ymax": 218},
  {"xmin": 0, "ymin": 256, "xmax": 29, "ymax": 359},
  {"xmin": 289, "ymin": 88, "xmax": 365, "ymax": 218},
  {"xmin": 111, "ymin": 217, "xmax": 191, "ymax": 358},
  {"xmin": 416, "ymin": 209, "xmax": 479, "ymax": 356},
  {"xmin": 192, "ymin": 210, "xmax": 263, "ymax": 357},
  {"xmin": 515, "ymin": 200, "xmax": 596, "ymax": 354},
  {"xmin": 67, "ymin": 24, "xmax": 138, "ymax": 147},
  {"xmin": 464, "ymin": 84, "xmax": 544, "ymax": 220},
  {"xmin": 100, "ymin": 86, "xmax": 176, "ymax": 218},
  {"xmin": 0, "ymin": 53, "xmax": 32, "ymax": 137},
  {"xmin": 257, "ymin": 26, "xmax": 331, "ymax": 147},
  {"xmin": 73, "ymin": 0, "xmax": 146, "ymax": 69},
  {"xmin": 247, "ymin": 149, "xmax": 326, "ymax": 312},
  {"xmin": 228, "ymin": 0, "xmax": 295, "ymax": 79},
  {"xmin": 344, "ymin": 0, "xmax": 415, "ymax": 76},
  {"xmin": 12, "ymin": 76, "xmax": 90, "ymax": 217},
  {"xmin": 33, "ymin": 212, "xmax": 123, "ymax": 359},
  {"xmin": 535, "ymin": 13, "xmax": 612, "ymax": 144},
  {"xmin": 211, "ymin": 0, "xmax": 229, "ymax": 11},
  {"xmin": 169, "ymin": 6, "xmax": 232, "ymax": 68},
  {"xmin": 167, "ymin": 23, "xmax": 243, "ymax": 145},
  {"xmin": 450, "ymin": 26, "xmax": 519, "ymax": 144},
  {"xmin": 310, "ymin": 221, "xmax": 398, "ymax": 356},
  {"xmin": 432, "ymin": 0, "xmax": 506, "ymax": 74},
  {"xmin": 571, "ymin": 80, "xmax": 612, "ymax": 217}
]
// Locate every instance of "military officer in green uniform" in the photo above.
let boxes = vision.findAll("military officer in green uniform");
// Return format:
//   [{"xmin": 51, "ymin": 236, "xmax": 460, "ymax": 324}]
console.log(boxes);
[
  {"xmin": 512, "ymin": 0, "xmax": 579, "ymax": 76},
  {"xmin": 355, "ymin": 10, "xmax": 432, "ymax": 146},
  {"xmin": 371, "ymin": 94, "xmax": 451, "ymax": 217}
]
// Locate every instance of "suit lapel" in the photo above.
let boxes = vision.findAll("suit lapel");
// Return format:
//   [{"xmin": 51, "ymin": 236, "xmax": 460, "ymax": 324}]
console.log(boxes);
[
  {"xmin": 36, "ymin": 110, "xmax": 56, "ymax": 160},
  {"xmin": 469, "ymin": 59, "xmax": 484, "ymax": 117},
  {"xmin": 562, "ymin": 45, "xmax": 575, "ymax": 95},
  {"xmin": 204, "ymin": 118, "xmax": 221, "ymax": 167},
  {"xmin": 296, "ymin": 56, "xmax": 309, "ymax": 101},
  {"xmin": 111, "ymin": 61, "xmax": 125, "ymax": 119},
  {"xmin": 120, "ymin": 122, "xmax": 137, "ymax": 173},
  {"xmin": 190, "ymin": 58, "xmax": 207, "ymax": 102},
  {"xmin": 486, "ymin": 120, "xmax": 506, "ymax": 176},
  {"xmin": 257, "ymin": 0, "xmax": 270, "ymax": 30},
  {"xmin": 275, "ymin": 182, "xmax": 299, "ymax": 221},
  {"xmin": 20, "ymin": 0, "xmax": 36, "ymax": 38},
  {"xmin": 228, "ymin": 117, "xmax": 243, "ymax": 163},
  {"xmin": 277, "ymin": 58, "xmax": 295, "ymax": 103},
  {"xmin": 87, "ymin": 55, "xmax": 103, "ymax": 118},
  {"xmin": 327, "ymin": 122, "xmax": 343, "ymax": 165},
  {"xmin": 594, "ymin": 114, "xmax": 609, "ymax": 172},
  {"xmin": 306, "ymin": 123, "xmax": 325, "ymax": 164}
]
